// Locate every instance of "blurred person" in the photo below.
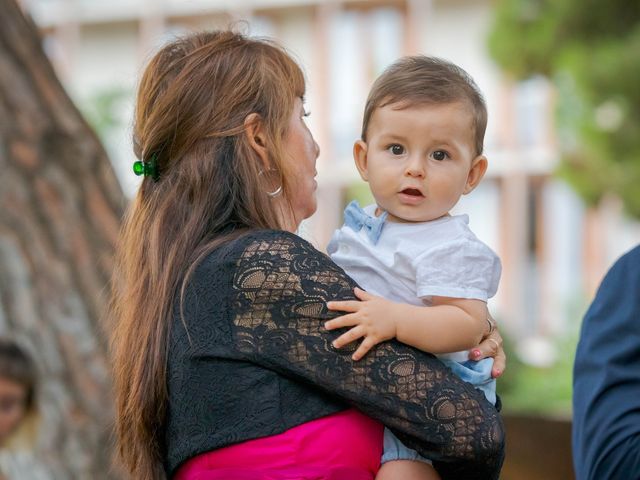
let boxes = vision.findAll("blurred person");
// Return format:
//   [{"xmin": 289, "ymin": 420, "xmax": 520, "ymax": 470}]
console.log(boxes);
[
  {"xmin": 326, "ymin": 56, "xmax": 502, "ymax": 480},
  {"xmin": 110, "ymin": 30, "xmax": 506, "ymax": 480},
  {"xmin": 573, "ymin": 245, "xmax": 640, "ymax": 479},
  {"xmin": 0, "ymin": 338, "xmax": 51, "ymax": 480}
]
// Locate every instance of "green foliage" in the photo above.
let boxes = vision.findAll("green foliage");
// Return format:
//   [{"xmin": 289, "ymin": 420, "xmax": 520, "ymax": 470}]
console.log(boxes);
[
  {"xmin": 497, "ymin": 294, "xmax": 588, "ymax": 416},
  {"xmin": 345, "ymin": 180, "xmax": 374, "ymax": 207},
  {"xmin": 79, "ymin": 86, "xmax": 130, "ymax": 141},
  {"xmin": 489, "ymin": 0, "xmax": 640, "ymax": 217},
  {"xmin": 497, "ymin": 331, "xmax": 576, "ymax": 416}
]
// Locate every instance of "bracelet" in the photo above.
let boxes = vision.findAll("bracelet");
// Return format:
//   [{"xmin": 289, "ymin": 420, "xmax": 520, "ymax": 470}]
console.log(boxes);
[{"xmin": 486, "ymin": 317, "xmax": 496, "ymax": 334}]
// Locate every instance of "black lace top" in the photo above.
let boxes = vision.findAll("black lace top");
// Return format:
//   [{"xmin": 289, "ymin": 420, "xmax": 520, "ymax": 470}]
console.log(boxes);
[{"xmin": 164, "ymin": 230, "xmax": 505, "ymax": 479}]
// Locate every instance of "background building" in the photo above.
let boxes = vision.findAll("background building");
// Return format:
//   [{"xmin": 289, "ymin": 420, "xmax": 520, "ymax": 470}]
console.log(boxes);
[{"xmin": 22, "ymin": 0, "xmax": 640, "ymax": 354}]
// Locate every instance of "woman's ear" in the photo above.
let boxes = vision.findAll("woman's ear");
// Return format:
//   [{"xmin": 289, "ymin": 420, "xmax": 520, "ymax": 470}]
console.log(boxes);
[
  {"xmin": 244, "ymin": 113, "xmax": 269, "ymax": 169},
  {"xmin": 353, "ymin": 140, "xmax": 370, "ymax": 181},
  {"xmin": 464, "ymin": 155, "xmax": 488, "ymax": 194}
]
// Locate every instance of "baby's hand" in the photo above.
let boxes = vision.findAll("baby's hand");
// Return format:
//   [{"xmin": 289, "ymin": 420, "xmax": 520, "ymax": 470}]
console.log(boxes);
[{"xmin": 325, "ymin": 287, "xmax": 398, "ymax": 361}]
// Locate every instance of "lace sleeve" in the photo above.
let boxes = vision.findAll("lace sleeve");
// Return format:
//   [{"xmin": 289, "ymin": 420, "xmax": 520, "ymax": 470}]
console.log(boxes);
[{"xmin": 231, "ymin": 232, "xmax": 504, "ymax": 479}]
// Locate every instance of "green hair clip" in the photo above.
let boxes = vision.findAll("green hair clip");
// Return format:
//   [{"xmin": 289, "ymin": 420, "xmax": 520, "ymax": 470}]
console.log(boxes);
[{"xmin": 133, "ymin": 153, "xmax": 159, "ymax": 180}]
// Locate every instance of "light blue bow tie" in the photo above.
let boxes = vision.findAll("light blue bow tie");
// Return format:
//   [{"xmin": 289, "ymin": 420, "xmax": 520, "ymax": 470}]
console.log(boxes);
[{"xmin": 343, "ymin": 201, "xmax": 387, "ymax": 245}]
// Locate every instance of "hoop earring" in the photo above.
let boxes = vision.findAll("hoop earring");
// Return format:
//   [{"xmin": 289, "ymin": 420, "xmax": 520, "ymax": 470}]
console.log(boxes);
[{"xmin": 258, "ymin": 169, "xmax": 283, "ymax": 197}]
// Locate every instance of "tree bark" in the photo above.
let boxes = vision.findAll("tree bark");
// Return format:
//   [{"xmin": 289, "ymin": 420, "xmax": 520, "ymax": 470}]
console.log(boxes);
[{"xmin": 0, "ymin": 0, "xmax": 125, "ymax": 477}]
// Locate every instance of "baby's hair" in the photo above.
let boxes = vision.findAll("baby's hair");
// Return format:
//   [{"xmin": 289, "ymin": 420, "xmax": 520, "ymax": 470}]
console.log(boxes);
[
  {"xmin": 361, "ymin": 56, "xmax": 487, "ymax": 156},
  {"xmin": 0, "ymin": 338, "xmax": 37, "ymax": 413}
]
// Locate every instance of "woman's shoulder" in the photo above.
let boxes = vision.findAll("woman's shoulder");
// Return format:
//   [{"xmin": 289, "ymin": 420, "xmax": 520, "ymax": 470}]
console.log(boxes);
[
  {"xmin": 222, "ymin": 229, "xmax": 316, "ymax": 256},
  {"xmin": 236, "ymin": 229, "xmax": 315, "ymax": 250},
  {"xmin": 197, "ymin": 229, "xmax": 321, "ymax": 273}
]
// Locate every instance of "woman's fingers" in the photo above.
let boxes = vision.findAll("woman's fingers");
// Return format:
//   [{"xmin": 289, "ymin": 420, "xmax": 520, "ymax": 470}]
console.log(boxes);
[
  {"xmin": 470, "ymin": 327, "xmax": 503, "ymax": 359},
  {"xmin": 469, "ymin": 329, "xmax": 506, "ymax": 377},
  {"xmin": 486, "ymin": 312, "xmax": 497, "ymax": 334},
  {"xmin": 332, "ymin": 326, "xmax": 364, "ymax": 349},
  {"xmin": 471, "ymin": 332, "xmax": 500, "ymax": 359},
  {"xmin": 492, "ymin": 347, "xmax": 506, "ymax": 378}
]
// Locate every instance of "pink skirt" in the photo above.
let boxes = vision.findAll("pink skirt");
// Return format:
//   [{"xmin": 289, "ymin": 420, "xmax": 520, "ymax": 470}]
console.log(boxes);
[{"xmin": 174, "ymin": 408, "xmax": 384, "ymax": 480}]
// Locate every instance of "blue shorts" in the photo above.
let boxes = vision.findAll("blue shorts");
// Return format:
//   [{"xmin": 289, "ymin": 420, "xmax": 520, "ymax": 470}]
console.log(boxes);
[{"xmin": 381, "ymin": 357, "xmax": 496, "ymax": 464}]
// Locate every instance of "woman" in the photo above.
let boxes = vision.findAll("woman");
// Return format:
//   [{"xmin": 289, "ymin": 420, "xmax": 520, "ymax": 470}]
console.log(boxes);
[
  {"xmin": 110, "ymin": 30, "xmax": 505, "ymax": 480},
  {"xmin": 0, "ymin": 339, "xmax": 51, "ymax": 480}
]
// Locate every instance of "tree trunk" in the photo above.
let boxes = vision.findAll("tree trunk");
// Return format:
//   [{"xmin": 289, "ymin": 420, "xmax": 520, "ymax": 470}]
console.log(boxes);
[{"xmin": 0, "ymin": 0, "xmax": 125, "ymax": 477}]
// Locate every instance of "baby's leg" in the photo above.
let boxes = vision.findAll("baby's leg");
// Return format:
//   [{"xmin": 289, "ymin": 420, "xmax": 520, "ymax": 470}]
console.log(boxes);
[
  {"xmin": 380, "ymin": 428, "xmax": 441, "ymax": 479},
  {"xmin": 376, "ymin": 460, "xmax": 441, "ymax": 480}
]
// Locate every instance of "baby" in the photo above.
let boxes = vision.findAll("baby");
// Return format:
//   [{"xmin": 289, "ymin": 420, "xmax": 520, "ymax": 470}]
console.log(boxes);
[{"xmin": 326, "ymin": 56, "xmax": 501, "ymax": 480}]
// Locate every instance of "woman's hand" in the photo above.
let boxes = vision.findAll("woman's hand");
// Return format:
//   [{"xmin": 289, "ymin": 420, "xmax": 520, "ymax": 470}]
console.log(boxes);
[{"xmin": 469, "ymin": 315, "xmax": 506, "ymax": 378}]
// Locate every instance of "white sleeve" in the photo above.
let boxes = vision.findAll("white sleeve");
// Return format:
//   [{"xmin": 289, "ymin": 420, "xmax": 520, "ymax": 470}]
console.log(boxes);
[
  {"xmin": 414, "ymin": 238, "xmax": 501, "ymax": 301},
  {"xmin": 326, "ymin": 228, "xmax": 340, "ymax": 257}
]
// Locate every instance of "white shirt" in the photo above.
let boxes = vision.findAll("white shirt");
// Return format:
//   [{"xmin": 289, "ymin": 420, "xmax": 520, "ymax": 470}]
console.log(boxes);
[{"xmin": 327, "ymin": 204, "xmax": 501, "ymax": 362}]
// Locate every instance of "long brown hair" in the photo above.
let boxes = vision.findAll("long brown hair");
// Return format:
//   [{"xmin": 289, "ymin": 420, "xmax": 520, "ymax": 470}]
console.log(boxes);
[{"xmin": 109, "ymin": 30, "xmax": 305, "ymax": 479}]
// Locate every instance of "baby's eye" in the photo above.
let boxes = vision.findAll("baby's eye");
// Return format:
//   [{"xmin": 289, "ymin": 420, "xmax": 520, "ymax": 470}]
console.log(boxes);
[
  {"xmin": 388, "ymin": 144, "xmax": 405, "ymax": 155},
  {"xmin": 432, "ymin": 150, "xmax": 449, "ymax": 161}
]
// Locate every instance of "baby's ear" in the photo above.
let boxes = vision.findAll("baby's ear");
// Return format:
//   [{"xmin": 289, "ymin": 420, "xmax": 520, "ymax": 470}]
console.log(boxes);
[
  {"xmin": 464, "ymin": 155, "xmax": 488, "ymax": 194},
  {"xmin": 353, "ymin": 140, "xmax": 369, "ymax": 181}
]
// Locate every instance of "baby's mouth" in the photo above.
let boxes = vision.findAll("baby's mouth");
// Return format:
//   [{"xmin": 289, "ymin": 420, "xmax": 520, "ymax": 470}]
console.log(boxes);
[{"xmin": 401, "ymin": 188, "xmax": 424, "ymax": 197}]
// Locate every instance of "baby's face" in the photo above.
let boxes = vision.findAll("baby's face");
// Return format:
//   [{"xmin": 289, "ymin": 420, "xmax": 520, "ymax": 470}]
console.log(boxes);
[{"xmin": 354, "ymin": 101, "xmax": 486, "ymax": 223}]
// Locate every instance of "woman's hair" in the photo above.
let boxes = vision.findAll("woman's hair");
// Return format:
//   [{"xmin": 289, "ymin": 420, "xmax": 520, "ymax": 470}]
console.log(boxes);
[{"xmin": 109, "ymin": 30, "xmax": 305, "ymax": 479}]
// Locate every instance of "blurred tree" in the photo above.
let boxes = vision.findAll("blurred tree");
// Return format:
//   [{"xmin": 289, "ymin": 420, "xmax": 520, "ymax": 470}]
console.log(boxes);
[
  {"xmin": 488, "ymin": 0, "xmax": 640, "ymax": 217},
  {"xmin": 0, "ymin": 0, "xmax": 124, "ymax": 477}
]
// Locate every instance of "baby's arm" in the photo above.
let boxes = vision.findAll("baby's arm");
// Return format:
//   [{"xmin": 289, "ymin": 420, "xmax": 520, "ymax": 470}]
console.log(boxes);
[
  {"xmin": 326, "ymin": 288, "xmax": 488, "ymax": 360},
  {"xmin": 398, "ymin": 295, "xmax": 488, "ymax": 353}
]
